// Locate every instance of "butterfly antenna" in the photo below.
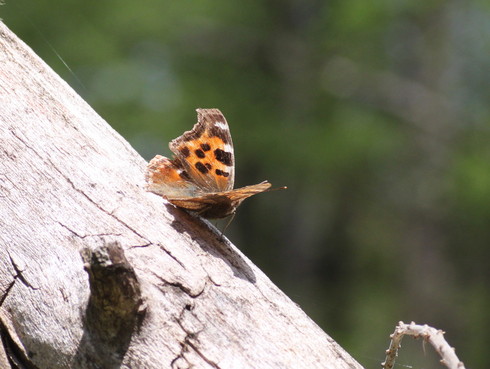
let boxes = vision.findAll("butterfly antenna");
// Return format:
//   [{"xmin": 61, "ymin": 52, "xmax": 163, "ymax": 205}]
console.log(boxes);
[{"xmin": 268, "ymin": 185, "xmax": 287, "ymax": 192}]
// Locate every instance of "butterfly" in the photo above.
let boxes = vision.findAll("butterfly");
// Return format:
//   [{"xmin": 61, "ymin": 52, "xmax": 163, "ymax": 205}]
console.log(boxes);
[{"xmin": 145, "ymin": 108, "xmax": 285, "ymax": 219}]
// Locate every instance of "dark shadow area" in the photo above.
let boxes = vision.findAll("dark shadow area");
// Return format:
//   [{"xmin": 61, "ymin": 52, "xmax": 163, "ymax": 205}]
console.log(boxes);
[
  {"xmin": 0, "ymin": 318, "xmax": 41, "ymax": 369},
  {"xmin": 73, "ymin": 242, "xmax": 145, "ymax": 368},
  {"xmin": 166, "ymin": 203, "xmax": 257, "ymax": 284}
]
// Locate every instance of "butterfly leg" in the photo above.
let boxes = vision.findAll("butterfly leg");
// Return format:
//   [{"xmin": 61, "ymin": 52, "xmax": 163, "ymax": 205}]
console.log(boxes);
[{"xmin": 219, "ymin": 212, "xmax": 236, "ymax": 240}]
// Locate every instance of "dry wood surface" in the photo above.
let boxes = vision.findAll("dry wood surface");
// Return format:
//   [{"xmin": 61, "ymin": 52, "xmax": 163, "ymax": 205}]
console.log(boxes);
[{"xmin": 0, "ymin": 21, "xmax": 364, "ymax": 369}]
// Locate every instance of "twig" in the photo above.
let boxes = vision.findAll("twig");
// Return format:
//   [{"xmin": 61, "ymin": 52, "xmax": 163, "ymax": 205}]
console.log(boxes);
[{"xmin": 382, "ymin": 321, "xmax": 465, "ymax": 369}]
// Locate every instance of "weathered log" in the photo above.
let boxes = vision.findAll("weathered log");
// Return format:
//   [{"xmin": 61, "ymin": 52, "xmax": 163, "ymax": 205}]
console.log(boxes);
[{"xmin": 0, "ymin": 21, "xmax": 364, "ymax": 369}]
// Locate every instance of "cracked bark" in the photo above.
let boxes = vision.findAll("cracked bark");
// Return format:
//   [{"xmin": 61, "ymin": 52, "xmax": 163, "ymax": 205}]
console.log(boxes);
[{"xmin": 0, "ymin": 21, "xmax": 364, "ymax": 369}]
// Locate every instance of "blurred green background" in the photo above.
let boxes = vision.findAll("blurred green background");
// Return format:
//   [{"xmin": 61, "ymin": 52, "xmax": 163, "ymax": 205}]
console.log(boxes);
[{"xmin": 2, "ymin": 0, "xmax": 490, "ymax": 368}]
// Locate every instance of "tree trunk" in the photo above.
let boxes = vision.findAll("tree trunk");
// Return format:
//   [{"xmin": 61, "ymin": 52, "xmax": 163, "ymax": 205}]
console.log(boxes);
[{"xmin": 0, "ymin": 21, "xmax": 364, "ymax": 369}]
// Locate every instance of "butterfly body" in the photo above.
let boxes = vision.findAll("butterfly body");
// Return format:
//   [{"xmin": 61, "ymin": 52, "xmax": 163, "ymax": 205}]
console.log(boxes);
[{"xmin": 146, "ymin": 109, "xmax": 277, "ymax": 218}]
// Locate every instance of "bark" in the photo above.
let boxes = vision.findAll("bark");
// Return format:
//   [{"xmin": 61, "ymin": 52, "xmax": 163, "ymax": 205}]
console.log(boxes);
[{"xmin": 0, "ymin": 21, "xmax": 364, "ymax": 369}]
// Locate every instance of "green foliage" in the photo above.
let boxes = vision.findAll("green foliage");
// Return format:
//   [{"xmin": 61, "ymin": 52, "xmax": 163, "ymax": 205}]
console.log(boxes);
[{"xmin": 3, "ymin": 0, "xmax": 490, "ymax": 367}]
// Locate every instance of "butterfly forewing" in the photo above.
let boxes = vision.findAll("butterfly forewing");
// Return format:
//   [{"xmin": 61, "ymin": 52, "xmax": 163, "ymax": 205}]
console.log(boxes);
[{"xmin": 169, "ymin": 109, "xmax": 235, "ymax": 193}]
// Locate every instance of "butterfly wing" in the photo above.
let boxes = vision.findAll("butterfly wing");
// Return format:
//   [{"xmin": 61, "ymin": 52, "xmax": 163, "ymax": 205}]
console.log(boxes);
[
  {"xmin": 221, "ymin": 181, "xmax": 272, "ymax": 202},
  {"xmin": 169, "ymin": 108, "xmax": 235, "ymax": 193},
  {"xmin": 146, "ymin": 109, "xmax": 281, "ymax": 219},
  {"xmin": 168, "ymin": 181, "xmax": 272, "ymax": 218},
  {"xmin": 145, "ymin": 155, "xmax": 201, "ymax": 197}
]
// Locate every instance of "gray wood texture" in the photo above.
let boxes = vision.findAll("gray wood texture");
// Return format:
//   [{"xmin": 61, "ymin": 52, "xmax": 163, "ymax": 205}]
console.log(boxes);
[{"xmin": 0, "ymin": 21, "xmax": 364, "ymax": 369}]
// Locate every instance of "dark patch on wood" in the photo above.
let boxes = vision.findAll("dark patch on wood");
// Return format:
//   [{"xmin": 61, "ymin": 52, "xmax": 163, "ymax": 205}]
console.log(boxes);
[
  {"xmin": 200, "ymin": 143, "xmax": 211, "ymax": 151},
  {"xmin": 195, "ymin": 162, "xmax": 209, "ymax": 174},
  {"xmin": 216, "ymin": 169, "xmax": 230, "ymax": 177},
  {"xmin": 214, "ymin": 149, "xmax": 233, "ymax": 166},
  {"xmin": 195, "ymin": 149, "xmax": 205, "ymax": 158},
  {"xmin": 79, "ymin": 241, "xmax": 144, "ymax": 366}
]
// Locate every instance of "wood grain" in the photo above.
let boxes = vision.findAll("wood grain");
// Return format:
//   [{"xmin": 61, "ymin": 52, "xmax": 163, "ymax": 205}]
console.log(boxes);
[{"xmin": 0, "ymin": 21, "xmax": 364, "ymax": 369}]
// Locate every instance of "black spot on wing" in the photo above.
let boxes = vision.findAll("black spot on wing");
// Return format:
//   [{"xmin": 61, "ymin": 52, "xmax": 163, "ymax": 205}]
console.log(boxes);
[
  {"xmin": 205, "ymin": 163, "xmax": 212, "ymax": 169},
  {"xmin": 195, "ymin": 149, "xmax": 205, "ymax": 158},
  {"xmin": 214, "ymin": 149, "xmax": 233, "ymax": 166},
  {"xmin": 200, "ymin": 143, "xmax": 211, "ymax": 151},
  {"xmin": 215, "ymin": 169, "xmax": 230, "ymax": 177},
  {"xmin": 195, "ymin": 162, "xmax": 209, "ymax": 174},
  {"xmin": 180, "ymin": 147, "xmax": 190, "ymax": 157},
  {"xmin": 179, "ymin": 170, "xmax": 191, "ymax": 181}
]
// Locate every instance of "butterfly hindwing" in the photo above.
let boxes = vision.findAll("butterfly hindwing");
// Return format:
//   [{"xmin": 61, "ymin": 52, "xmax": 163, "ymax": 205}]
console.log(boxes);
[
  {"xmin": 145, "ymin": 155, "xmax": 201, "ymax": 198},
  {"xmin": 167, "ymin": 181, "xmax": 272, "ymax": 219}
]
